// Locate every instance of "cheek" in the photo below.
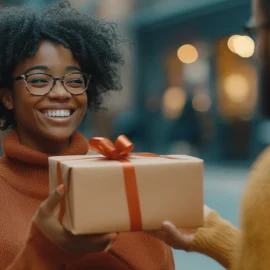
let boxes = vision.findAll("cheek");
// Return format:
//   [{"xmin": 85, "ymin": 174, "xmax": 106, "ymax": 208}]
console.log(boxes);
[
  {"xmin": 74, "ymin": 93, "xmax": 88, "ymax": 120},
  {"xmin": 76, "ymin": 93, "xmax": 88, "ymax": 110},
  {"xmin": 12, "ymin": 92, "xmax": 27, "ymax": 115},
  {"xmin": 12, "ymin": 90, "xmax": 42, "ymax": 121}
]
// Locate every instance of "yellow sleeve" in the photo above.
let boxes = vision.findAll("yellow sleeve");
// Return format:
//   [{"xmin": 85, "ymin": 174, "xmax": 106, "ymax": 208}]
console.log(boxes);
[
  {"xmin": 188, "ymin": 210, "xmax": 240, "ymax": 269},
  {"xmin": 188, "ymin": 146, "xmax": 270, "ymax": 270},
  {"xmin": 229, "ymin": 147, "xmax": 270, "ymax": 270}
]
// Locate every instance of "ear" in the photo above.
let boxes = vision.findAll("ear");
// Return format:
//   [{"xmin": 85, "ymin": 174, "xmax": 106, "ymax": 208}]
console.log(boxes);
[{"xmin": 0, "ymin": 89, "xmax": 13, "ymax": 110}]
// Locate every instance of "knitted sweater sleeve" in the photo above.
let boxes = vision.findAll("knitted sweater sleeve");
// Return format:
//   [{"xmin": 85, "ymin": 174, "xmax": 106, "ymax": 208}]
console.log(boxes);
[
  {"xmin": 187, "ymin": 147, "xmax": 270, "ymax": 270},
  {"xmin": 227, "ymin": 147, "xmax": 270, "ymax": 270},
  {"xmin": 6, "ymin": 222, "xmax": 79, "ymax": 270},
  {"xmin": 187, "ymin": 211, "xmax": 240, "ymax": 269}
]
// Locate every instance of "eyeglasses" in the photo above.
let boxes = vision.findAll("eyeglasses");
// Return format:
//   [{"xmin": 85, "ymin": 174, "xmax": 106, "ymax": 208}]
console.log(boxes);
[
  {"xmin": 12, "ymin": 72, "xmax": 91, "ymax": 96},
  {"xmin": 244, "ymin": 21, "xmax": 270, "ymax": 39}
]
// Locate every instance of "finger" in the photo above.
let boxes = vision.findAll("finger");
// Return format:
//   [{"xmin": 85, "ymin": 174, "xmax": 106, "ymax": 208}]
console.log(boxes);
[
  {"xmin": 104, "ymin": 235, "xmax": 119, "ymax": 253},
  {"xmin": 162, "ymin": 221, "xmax": 181, "ymax": 237},
  {"xmin": 162, "ymin": 221, "xmax": 194, "ymax": 243},
  {"xmin": 40, "ymin": 184, "xmax": 65, "ymax": 213},
  {"xmin": 179, "ymin": 228, "xmax": 196, "ymax": 234},
  {"xmin": 103, "ymin": 232, "xmax": 120, "ymax": 252},
  {"xmin": 86, "ymin": 233, "xmax": 118, "ymax": 253},
  {"xmin": 104, "ymin": 240, "xmax": 114, "ymax": 252},
  {"xmin": 203, "ymin": 204, "xmax": 212, "ymax": 218}
]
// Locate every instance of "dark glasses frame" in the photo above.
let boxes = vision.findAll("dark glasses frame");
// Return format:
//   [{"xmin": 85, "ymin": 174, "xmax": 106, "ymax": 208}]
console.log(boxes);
[{"xmin": 12, "ymin": 71, "xmax": 91, "ymax": 96}]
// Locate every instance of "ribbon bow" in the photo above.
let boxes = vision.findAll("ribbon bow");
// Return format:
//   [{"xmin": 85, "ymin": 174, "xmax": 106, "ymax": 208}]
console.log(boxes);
[{"xmin": 89, "ymin": 135, "xmax": 134, "ymax": 160}]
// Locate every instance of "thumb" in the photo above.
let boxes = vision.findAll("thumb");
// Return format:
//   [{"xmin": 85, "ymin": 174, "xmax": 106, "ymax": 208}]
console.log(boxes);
[
  {"xmin": 203, "ymin": 204, "xmax": 213, "ymax": 219},
  {"xmin": 162, "ymin": 221, "xmax": 195, "ymax": 247},
  {"xmin": 40, "ymin": 184, "xmax": 65, "ymax": 213}
]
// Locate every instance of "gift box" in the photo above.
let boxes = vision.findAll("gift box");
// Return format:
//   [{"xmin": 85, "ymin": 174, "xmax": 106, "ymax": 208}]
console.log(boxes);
[{"xmin": 49, "ymin": 136, "xmax": 204, "ymax": 235}]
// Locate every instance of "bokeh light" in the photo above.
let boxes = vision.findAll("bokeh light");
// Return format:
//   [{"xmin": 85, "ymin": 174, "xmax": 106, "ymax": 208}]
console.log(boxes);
[
  {"xmin": 162, "ymin": 87, "xmax": 187, "ymax": 119},
  {"xmin": 224, "ymin": 74, "xmax": 249, "ymax": 102},
  {"xmin": 177, "ymin": 44, "xmax": 199, "ymax": 64},
  {"xmin": 227, "ymin": 35, "xmax": 240, "ymax": 53},
  {"xmin": 192, "ymin": 93, "xmax": 212, "ymax": 112},
  {"xmin": 227, "ymin": 35, "xmax": 255, "ymax": 58}
]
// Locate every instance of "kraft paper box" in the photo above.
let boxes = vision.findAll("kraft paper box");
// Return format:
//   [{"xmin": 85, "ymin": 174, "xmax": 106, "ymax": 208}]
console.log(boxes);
[{"xmin": 49, "ymin": 154, "xmax": 204, "ymax": 235}]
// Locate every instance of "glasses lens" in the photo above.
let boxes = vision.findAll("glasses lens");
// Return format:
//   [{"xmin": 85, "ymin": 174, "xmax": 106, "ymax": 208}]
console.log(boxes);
[
  {"xmin": 26, "ymin": 73, "xmax": 53, "ymax": 95},
  {"xmin": 64, "ymin": 73, "xmax": 89, "ymax": 94}
]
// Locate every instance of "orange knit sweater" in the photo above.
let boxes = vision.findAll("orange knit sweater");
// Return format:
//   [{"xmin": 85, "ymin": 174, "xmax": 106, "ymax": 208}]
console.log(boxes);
[{"xmin": 0, "ymin": 130, "xmax": 174, "ymax": 270}]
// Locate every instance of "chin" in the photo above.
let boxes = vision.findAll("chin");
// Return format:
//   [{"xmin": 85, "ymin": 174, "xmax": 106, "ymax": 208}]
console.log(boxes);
[{"xmin": 42, "ymin": 128, "xmax": 76, "ymax": 143}]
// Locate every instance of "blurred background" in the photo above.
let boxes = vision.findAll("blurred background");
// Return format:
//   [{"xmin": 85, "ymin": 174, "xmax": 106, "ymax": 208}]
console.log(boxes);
[{"xmin": 0, "ymin": 0, "xmax": 265, "ymax": 269}]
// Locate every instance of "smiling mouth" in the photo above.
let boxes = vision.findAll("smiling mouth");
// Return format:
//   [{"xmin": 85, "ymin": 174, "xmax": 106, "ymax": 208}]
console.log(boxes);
[{"xmin": 41, "ymin": 109, "xmax": 74, "ymax": 118}]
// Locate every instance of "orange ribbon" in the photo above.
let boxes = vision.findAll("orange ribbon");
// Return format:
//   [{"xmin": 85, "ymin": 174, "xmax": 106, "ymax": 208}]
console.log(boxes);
[
  {"xmin": 88, "ymin": 135, "xmax": 142, "ymax": 231},
  {"xmin": 57, "ymin": 162, "xmax": 66, "ymax": 223},
  {"xmin": 88, "ymin": 135, "xmax": 134, "ymax": 160}
]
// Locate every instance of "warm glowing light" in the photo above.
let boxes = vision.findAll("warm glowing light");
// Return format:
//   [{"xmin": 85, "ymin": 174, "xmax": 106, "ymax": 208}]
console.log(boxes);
[
  {"xmin": 227, "ymin": 35, "xmax": 255, "ymax": 58},
  {"xmin": 192, "ymin": 93, "xmax": 212, "ymax": 112},
  {"xmin": 177, "ymin": 44, "xmax": 199, "ymax": 64},
  {"xmin": 233, "ymin": 35, "xmax": 255, "ymax": 58},
  {"xmin": 163, "ymin": 87, "xmax": 187, "ymax": 119},
  {"xmin": 227, "ymin": 35, "xmax": 241, "ymax": 53},
  {"xmin": 224, "ymin": 74, "xmax": 249, "ymax": 102}
]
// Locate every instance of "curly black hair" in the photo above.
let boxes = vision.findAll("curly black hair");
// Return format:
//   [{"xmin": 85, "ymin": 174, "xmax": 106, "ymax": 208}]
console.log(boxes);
[{"xmin": 0, "ymin": 1, "xmax": 124, "ymax": 130}]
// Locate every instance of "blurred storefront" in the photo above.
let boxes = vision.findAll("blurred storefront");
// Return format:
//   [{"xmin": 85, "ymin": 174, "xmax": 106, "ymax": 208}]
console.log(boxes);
[{"xmin": 129, "ymin": 0, "xmax": 264, "ymax": 164}]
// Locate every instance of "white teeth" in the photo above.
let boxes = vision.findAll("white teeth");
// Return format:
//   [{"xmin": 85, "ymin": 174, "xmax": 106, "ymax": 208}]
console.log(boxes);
[{"xmin": 43, "ymin": 110, "xmax": 72, "ymax": 118}]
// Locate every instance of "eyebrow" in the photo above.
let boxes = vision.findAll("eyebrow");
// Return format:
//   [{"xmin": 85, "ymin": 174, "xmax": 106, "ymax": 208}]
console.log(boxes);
[
  {"xmin": 24, "ymin": 65, "xmax": 82, "ymax": 74},
  {"xmin": 66, "ymin": 66, "xmax": 82, "ymax": 72},
  {"xmin": 24, "ymin": 65, "xmax": 48, "ymax": 74}
]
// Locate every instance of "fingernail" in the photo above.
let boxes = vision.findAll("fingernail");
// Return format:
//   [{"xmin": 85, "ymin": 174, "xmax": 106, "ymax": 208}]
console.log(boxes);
[
  {"xmin": 104, "ymin": 240, "xmax": 113, "ymax": 252},
  {"xmin": 163, "ymin": 221, "xmax": 176, "ymax": 229},
  {"xmin": 110, "ymin": 233, "xmax": 118, "ymax": 241},
  {"xmin": 104, "ymin": 233, "xmax": 118, "ymax": 252},
  {"xmin": 163, "ymin": 221, "xmax": 171, "ymax": 226},
  {"xmin": 57, "ymin": 184, "xmax": 65, "ymax": 195}
]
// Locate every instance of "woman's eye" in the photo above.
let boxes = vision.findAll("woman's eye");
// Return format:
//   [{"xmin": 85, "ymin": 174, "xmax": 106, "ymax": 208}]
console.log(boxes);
[
  {"xmin": 67, "ymin": 79, "xmax": 84, "ymax": 86},
  {"xmin": 29, "ymin": 78, "xmax": 49, "ymax": 84},
  {"xmin": 27, "ymin": 77, "xmax": 50, "ymax": 89}
]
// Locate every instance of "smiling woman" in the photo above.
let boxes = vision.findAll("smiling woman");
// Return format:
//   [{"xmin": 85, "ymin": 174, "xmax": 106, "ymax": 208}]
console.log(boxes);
[
  {"xmin": 0, "ymin": 1, "xmax": 174, "ymax": 270},
  {"xmin": 4, "ymin": 41, "xmax": 89, "ymax": 154}
]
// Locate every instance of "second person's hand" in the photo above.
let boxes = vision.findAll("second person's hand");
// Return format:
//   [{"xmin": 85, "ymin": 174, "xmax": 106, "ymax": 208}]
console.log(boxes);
[{"xmin": 147, "ymin": 205, "xmax": 212, "ymax": 250}]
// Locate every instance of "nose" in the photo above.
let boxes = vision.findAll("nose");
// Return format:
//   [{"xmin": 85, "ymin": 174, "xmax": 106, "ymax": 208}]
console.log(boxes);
[{"xmin": 47, "ymin": 79, "xmax": 72, "ymax": 100}]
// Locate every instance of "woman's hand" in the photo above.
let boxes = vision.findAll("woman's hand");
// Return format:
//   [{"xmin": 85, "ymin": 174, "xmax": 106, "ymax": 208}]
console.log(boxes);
[
  {"xmin": 33, "ymin": 184, "xmax": 117, "ymax": 254},
  {"xmin": 148, "ymin": 205, "xmax": 212, "ymax": 250}
]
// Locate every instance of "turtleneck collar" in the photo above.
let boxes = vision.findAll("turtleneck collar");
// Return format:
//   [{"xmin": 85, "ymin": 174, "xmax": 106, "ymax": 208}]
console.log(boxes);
[
  {"xmin": 2, "ymin": 130, "xmax": 89, "ymax": 165},
  {"xmin": 0, "ymin": 130, "xmax": 89, "ymax": 198}
]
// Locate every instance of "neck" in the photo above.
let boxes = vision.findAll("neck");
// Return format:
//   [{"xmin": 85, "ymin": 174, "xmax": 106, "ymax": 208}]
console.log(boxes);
[{"xmin": 16, "ymin": 129, "xmax": 71, "ymax": 155}]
